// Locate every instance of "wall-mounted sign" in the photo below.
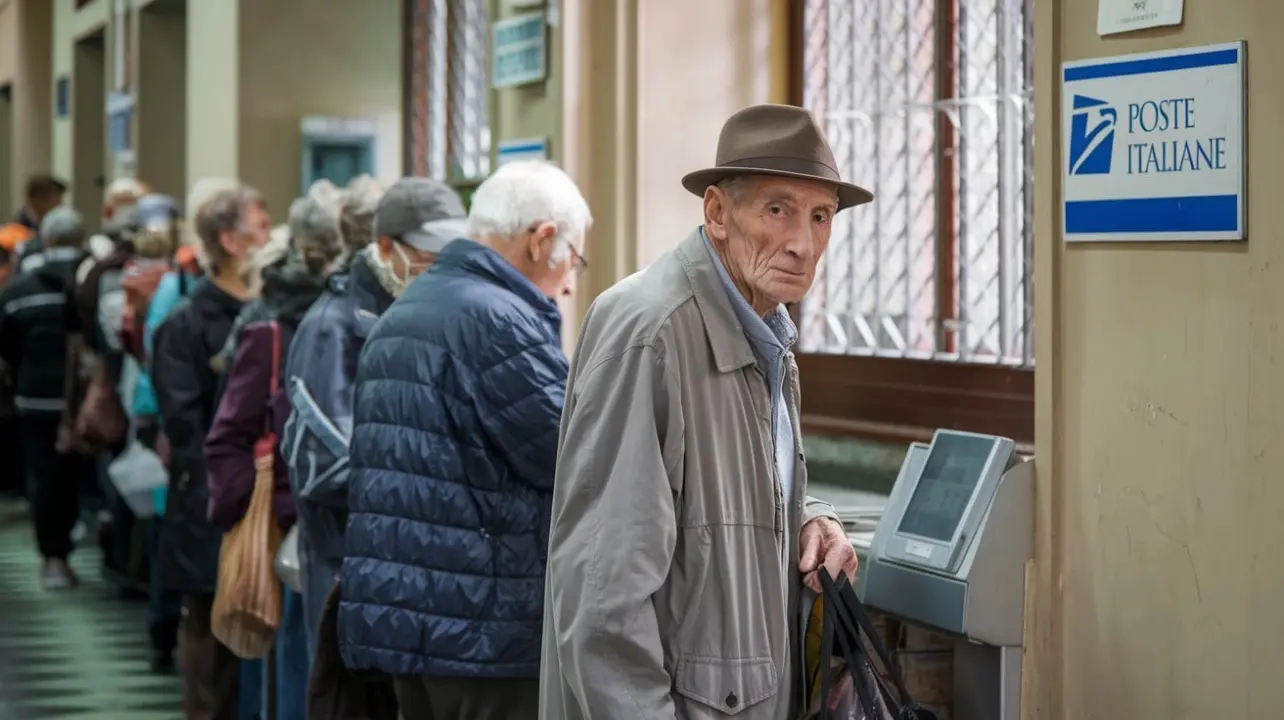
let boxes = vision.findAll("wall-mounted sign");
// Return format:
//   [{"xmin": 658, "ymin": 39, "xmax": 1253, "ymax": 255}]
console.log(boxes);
[
  {"xmin": 55, "ymin": 76, "xmax": 69, "ymax": 118},
  {"xmin": 497, "ymin": 138, "xmax": 548, "ymax": 167},
  {"xmin": 1098, "ymin": 0, "xmax": 1183, "ymax": 36},
  {"xmin": 1061, "ymin": 41, "xmax": 1246, "ymax": 243},
  {"xmin": 107, "ymin": 91, "xmax": 134, "ymax": 154},
  {"xmin": 492, "ymin": 11, "xmax": 547, "ymax": 89}
]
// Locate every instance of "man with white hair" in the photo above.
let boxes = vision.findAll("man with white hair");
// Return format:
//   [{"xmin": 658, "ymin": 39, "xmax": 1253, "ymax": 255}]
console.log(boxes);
[
  {"xmin": 338, "ymin": 161, "xmax": 590, "ymax": 719},
  {"xmin": 0, "ymin": 207, "xmax": 89, "ymax": 589}
]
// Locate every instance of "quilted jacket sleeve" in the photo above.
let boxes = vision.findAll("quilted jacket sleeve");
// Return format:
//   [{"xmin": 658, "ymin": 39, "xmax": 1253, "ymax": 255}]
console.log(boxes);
[{"xmin": 471, "ymin": 313, "xmax": 568, "ymax": 491}]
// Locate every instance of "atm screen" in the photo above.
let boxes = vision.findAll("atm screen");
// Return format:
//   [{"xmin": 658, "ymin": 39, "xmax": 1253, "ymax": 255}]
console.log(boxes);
[{"xmin": 896, "ymin": 433, "xmax": 996, "ymax": 542}]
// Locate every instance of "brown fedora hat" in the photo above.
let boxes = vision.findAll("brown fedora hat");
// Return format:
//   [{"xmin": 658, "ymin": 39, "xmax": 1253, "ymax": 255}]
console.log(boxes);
[{"xmin": 682, "ymin": 104, "xmax": 873, "ymax": 211}]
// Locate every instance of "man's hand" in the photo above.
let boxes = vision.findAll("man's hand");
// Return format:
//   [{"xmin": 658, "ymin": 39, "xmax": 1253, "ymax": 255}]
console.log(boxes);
[{"xmin": 798, "ymin": 516, "xmax": 858, "ymax": 593}]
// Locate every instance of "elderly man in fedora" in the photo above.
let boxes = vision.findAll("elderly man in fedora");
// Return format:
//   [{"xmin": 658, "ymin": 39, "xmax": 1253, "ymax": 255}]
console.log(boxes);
[{"xmin": 539, "ymin": 104, "xmax": 872, "ymax": 719}]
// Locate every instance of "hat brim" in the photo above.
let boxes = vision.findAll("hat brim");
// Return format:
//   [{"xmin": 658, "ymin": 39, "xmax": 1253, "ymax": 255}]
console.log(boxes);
[{"xmin": 681, "ymin": 167, "xmax": 874, "ymax": 211}]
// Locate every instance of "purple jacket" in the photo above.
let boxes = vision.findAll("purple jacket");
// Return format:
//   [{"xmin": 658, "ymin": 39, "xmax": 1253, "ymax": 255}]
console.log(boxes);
[{"xmin": 205, "ymin": 320, "xmax": 297, "ymax": 530}]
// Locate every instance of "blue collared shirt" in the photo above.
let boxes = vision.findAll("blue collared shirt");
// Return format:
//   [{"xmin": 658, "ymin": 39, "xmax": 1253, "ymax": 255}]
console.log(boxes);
[{"xmin": 701, "ymin": 229, "xmax": 799, "ymax": 505}]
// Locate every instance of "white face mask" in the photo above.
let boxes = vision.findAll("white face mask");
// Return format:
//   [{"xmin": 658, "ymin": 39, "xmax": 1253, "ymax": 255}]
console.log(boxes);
[{"xmin": 366, "ymin": 242, "xmax": 411, "ymax": 298}]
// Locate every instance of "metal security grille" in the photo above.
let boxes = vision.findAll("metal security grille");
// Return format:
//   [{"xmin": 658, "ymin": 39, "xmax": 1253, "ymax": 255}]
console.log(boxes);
[
  {"xmin": 421, "ymin": 0, "xmax": 491, "ymax": 182},
  {"xmin": 447, "ymin": 0, "xmax": 491, "ymax": 181},
  {"xmin": 799, "ymin": 0, "xmax": 1034, "ymax": 366}
]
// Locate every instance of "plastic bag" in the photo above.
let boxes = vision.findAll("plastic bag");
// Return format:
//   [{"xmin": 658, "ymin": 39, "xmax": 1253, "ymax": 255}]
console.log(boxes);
[
  {"xmin": 275, "ymin": 525, "xmax": 303, "ymax": 593},
  {"xmin": 106, "ymin": 441, "xmax": 168, "ymax": 519}
]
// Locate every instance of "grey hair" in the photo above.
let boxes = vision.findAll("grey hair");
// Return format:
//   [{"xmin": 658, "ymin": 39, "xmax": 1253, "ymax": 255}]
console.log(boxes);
[
  {"xmin": 194, "ymin": 184, "xmax": 265, "ymax": 272},
  {"xmin": 40, "ymin": 207, "xmax": 86, "ymax": 248},
  {"xmin": 338, "ymin": 175, "xmax": 385, "ymax": 252},
  {"xmin": 715, "ymin": 176, "xmax": 751, "ymax": 204},
  {"xmin": 289, "ymin": 179, "xmax": 344, "ymax": 274}
]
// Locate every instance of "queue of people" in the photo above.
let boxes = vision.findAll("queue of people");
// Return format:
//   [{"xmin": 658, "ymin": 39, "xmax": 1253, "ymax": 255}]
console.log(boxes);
[{"xmin": 0, "ymin": 103, "xmax": 866, "ymax": 720}]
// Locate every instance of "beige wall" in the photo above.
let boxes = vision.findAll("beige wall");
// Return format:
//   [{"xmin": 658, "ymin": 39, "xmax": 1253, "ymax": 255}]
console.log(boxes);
[
  {"xmin": 1031, "ymin": 1, "xmax": 1283, "ymax": 717},
  {"xmin": 237, "ymin": 0, "xmax": 401, "ymax": 219},
  {"xmin": 0, "ymin": 1, "xmax": 16, "ymax": 87},
  {"xmin": 11, "ymin": 0, "xmax": 52, "ymax": 211},
  {"xmin": 186, "ymin": 0, "xmax": 238, "ymax": 190}
]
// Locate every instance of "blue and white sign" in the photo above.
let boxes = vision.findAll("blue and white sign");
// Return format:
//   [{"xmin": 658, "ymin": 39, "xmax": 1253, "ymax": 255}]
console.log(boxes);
[
  {"xmin": 1061, "ymin": 41, "xmax": 1246, "ymax": 242},
  {"xmin": 492, "ymin": 12, "xmax": 547, "ymax": 89},
  {"xmin": 497, "ymin": 138, "xmax": 548, "ymax": 167}
]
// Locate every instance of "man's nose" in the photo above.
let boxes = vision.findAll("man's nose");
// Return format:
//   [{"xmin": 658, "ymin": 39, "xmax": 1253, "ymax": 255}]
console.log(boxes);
[{"xmin": 782, "ymin": 223, "xmax": 816, "ymax": 260}]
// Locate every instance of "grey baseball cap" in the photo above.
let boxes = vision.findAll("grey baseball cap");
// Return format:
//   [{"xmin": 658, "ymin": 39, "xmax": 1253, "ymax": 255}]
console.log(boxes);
[{"xmin": 374, "ymin": 177, "xmax": 468, "ymax": 253}]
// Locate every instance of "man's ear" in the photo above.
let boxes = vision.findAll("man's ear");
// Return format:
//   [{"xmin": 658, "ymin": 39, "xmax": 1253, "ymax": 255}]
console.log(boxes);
[
  {"xmin": 529, "ymin": 221, "xmax": 559, "ymax": 262},
  {"xmin": 703, "ymin": 186, "xmax": 731, "ymax": 240}
]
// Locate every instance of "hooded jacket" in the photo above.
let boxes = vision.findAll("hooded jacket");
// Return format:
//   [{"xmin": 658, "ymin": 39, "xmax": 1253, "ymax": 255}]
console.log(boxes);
[
  {"xmin": 0, "ymin": 245, "xmax": 84, "ymax": 414},
  {"xmin": 280, "ymin": 249, "xmax": 394, "ymax": 643}
]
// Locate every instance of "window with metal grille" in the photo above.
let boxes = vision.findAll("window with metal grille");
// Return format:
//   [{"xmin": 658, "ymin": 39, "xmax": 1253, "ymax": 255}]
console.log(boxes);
[
  {"xmin": 799, "ymin": 0, "xmax": 1034, "ymax": 367},
  {"xmin": 421, "ymin": 0, "xmax": 491, "ymax": 183}
]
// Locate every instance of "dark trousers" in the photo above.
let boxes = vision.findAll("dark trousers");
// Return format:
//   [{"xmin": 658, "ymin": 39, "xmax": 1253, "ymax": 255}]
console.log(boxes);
[
  {"xmin": 181, "ymin": 593, "xmax": 242, "ymax": 720},
  {"xmin": 0, "ymin": 415, "xmax": 23, "ymax": 498},
  {"xmin": 20, "ymin": 414, "xmax": 82, "ymax": 560},
  {"xmin": 145, "ymin": 518, "xmax": 181, "ymax": 653},
  {"xmin": 392, "ymin": 676, "xmax": 538, "ymax": 720}
]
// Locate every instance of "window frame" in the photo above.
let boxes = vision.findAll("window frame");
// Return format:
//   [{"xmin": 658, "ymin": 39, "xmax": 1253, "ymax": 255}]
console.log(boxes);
[{"xmin": 787, "ymin": 0, "xmax": 1033, "ymax": 447}]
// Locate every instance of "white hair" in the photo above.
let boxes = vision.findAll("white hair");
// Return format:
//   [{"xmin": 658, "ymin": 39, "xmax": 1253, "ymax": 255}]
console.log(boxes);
[
  {"xmin": 105, "ymin": 177, "xmax": 148, "ymax": 208},
  {"xmin": 467, "ymin": 160, "xmax": 592, "ymax": 264}
]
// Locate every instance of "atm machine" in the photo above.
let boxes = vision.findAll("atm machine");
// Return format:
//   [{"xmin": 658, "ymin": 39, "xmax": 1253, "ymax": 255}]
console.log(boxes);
[{"xmin": 859, "ymin": 430, "xmax": 1034, "ymax": 720}]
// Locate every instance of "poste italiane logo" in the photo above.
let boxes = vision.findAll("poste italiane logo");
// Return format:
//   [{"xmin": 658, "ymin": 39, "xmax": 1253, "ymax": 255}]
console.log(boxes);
[{"xmin": 1068, "ymin": 94, "xmax": 1116, "ymax": 176}]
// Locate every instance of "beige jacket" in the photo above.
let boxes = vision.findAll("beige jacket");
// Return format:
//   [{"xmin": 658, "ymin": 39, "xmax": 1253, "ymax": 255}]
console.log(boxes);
[{"xmin": 539, "ymin": 229, "xmax": 838, "ymax": 719}]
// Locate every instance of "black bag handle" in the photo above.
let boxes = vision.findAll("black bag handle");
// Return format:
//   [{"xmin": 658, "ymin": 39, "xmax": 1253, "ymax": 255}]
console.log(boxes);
[
  {"xmin": 820, "ymin": 569, "xmax": 940, "ymax": 720},
  {"xmin": 818, "ymin": 590, "xmax": 882, "ymax": 720}
]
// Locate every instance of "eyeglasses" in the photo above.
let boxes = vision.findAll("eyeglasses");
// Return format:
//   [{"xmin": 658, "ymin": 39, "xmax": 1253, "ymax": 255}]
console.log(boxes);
[{"xmin": 568, "ymin": 243, "xmax": 589, "ymax": 273}]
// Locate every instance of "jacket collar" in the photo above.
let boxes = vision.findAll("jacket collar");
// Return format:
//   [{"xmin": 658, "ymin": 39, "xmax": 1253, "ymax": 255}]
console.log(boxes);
[
  {"xmin": 435, "ymin": 239, "xmax": 562, "ymax": 329},
  {"xmin": 674, "ymin": 228, "xmax": 757, "ymax": 373},
  {"xmin": 342, "ymin": 251, "xmax": 396, "ymax": 338},
  {"xmin": 192, "ymin": 277, "xmax": 246, "ymax": 319}
]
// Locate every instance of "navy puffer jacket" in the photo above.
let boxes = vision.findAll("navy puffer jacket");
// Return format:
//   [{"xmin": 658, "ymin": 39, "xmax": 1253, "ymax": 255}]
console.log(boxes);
[{"xmin": 338, "ymin": 238, "xmax": 567, "ymax": 678}]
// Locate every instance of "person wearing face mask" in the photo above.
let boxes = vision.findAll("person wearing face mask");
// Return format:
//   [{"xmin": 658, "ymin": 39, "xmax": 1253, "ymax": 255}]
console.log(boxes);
[
  {"xmin": 151, "ymin": 183, "xmax": 273, "ymax": 720},
  {"xmin": 336, "ymin": 161, "xmax": 589, "ymax": 720},
  {"xmin": 279, "ymin": 176, "xmax": 457, "ymax": 651}
]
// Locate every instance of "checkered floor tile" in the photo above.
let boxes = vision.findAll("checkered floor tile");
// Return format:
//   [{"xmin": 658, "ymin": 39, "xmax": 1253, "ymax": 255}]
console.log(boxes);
[{"xmin": 0, "ymin": 500, "xmax": 183, "ymax": 719}]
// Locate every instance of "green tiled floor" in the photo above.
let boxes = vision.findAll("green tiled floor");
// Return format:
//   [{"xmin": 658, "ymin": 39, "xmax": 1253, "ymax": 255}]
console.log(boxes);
[{"xmin": 0, "ymin": 500, "xmax": 183, "ymax": 719}]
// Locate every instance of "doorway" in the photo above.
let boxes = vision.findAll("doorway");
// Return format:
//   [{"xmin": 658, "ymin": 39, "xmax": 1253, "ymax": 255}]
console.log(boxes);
[
  {"xmin": 137, "ymin": 0, "xmax": 187, "ymax": 201},
  {"xmin": 72, "ymin": 31, "xmax": 106, "ymax": 233}
]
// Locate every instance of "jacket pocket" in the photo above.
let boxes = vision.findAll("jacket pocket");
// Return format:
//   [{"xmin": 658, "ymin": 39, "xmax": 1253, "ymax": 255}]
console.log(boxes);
[{"xmin": 674, "ymin": 655, "xmax": 778, "ymax": 717}]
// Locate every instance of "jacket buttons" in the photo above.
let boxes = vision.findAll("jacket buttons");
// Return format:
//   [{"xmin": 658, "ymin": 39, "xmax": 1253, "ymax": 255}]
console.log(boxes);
[{"xmin": 725, "ymin": 691, "xmax": 738, "ymax": 709}]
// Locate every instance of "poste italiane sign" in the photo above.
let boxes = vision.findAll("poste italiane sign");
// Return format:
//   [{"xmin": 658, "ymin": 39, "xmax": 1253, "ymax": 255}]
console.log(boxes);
[{"xmin": 1061, "ymin": 41, "xmax": 1246, "ymax": 242}]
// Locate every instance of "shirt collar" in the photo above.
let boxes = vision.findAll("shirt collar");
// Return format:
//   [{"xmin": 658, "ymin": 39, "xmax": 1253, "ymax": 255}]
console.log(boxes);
[{"xmin": 699, "ymin": 228, "xmax": 797, "ymax": 362}]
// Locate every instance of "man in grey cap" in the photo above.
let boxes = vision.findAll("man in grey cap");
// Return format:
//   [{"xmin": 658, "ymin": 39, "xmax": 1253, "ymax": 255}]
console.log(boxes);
[{"xmin": 365, "ymin": 177, "xmax": 469, "ymax": 297}]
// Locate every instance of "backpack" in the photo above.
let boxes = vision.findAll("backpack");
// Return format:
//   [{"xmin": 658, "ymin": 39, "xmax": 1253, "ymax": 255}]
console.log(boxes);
[{"xmin": 119, "ymin": 260, "xmax": 195, "ymax": 363}]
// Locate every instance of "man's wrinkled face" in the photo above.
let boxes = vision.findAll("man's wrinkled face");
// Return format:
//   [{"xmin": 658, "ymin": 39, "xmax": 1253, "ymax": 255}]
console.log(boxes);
[{"xmin": 703, "ymin": 176, "xmax": 838, "ymax": 312}]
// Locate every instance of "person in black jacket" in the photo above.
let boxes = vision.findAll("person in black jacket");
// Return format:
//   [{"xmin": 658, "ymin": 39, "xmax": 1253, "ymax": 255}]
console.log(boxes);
[
  {"xmin": 152, "ymin": 183, "xmax": 272, "ymax": 720},
  {"xmin": 0, "ymin": 207, "xmax": 88, "ymax": 589}
]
